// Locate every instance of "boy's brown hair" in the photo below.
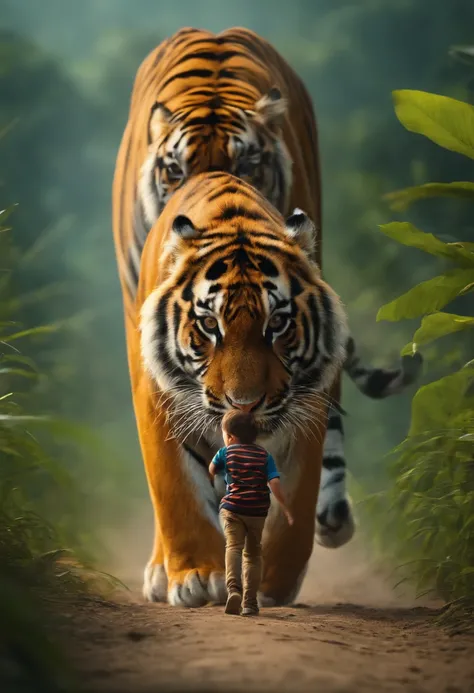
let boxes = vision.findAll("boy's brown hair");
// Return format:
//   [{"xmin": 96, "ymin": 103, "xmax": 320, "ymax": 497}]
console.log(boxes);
[{"xmin": 222, "ymin": 410, "xmax": 258, "ymax": 445}]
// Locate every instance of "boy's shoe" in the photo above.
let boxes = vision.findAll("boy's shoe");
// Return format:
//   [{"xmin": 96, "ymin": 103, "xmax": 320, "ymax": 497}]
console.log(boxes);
[
  {"xmin": 241, "ymin": 607, "xmax": 259, "ymax": 617},
  {"xmin": 225, "ymin": 592, "xmax": 242, "ymax": 615}
]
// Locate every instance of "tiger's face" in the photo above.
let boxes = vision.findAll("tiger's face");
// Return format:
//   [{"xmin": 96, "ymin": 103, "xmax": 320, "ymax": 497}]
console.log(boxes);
[
  {"xmin": 140, "ymin": 205, "xmax": 348, "ymax": 441},
  {"xmin": 139, "ymin": 89, "xmax": 292, "ymax": 228}
]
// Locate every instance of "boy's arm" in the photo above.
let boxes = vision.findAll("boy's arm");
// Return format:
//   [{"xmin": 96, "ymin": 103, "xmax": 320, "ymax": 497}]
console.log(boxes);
[
  {"xmin": 268, "ymin": 478, "xmax": 294, "ymax": 525},
  {"xmin": 208, "ymin": 461, "xmax": 217, "ymax": 483},
  {"xmin": 209, "ymin": 448, "xmax": 225, "ymax": 485},
  {"xmin": 266, "ymin": 454, "xmax": 294, "ymax": 526}
]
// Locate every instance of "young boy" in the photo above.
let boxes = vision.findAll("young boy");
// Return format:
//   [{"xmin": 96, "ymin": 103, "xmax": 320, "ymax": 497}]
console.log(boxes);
[{"xmin": 209, "ymin": 409, "xmax": 294, "ymax": 617}]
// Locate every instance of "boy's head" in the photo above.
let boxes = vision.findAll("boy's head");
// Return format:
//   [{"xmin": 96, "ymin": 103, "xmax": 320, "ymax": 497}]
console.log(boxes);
[{"xmin": 222, "ymin": 410, "xmax": 258, "ymax": 445}]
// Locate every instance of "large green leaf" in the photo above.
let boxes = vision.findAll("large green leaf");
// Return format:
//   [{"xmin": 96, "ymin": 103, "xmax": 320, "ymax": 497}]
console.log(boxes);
[
  {"xmin": 377, "ymin": 269, "xmax": 474, "ymax": 322},
  {"xmin": 393, "ymin": 90, "xmax": 474, "ymax": 160},
  {"xmin": 385, "ymin": 182, "xmax": 474, "ymax": 212},
  {"xmin": 409, "ymin": 368, "xmax": 474, "ymax": 437},
  {"xmin": 378, "ymin": 222, "xmax": 474, "ymax": 267},
  {"xmin": 401, "ymin": 313, "xmax": 474, "ymax": 356}
]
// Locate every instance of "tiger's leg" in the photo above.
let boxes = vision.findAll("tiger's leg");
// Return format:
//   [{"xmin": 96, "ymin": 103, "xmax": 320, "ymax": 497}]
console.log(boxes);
[
  {"xmin": 135, "ymin": 374, "xmax": 226, "ymax": 607},
  {"xmin": 143, "ymin": 520, "xmax": 168, "ymax": 602},
  {"xmin": 258, "ymin": 423, "xmax": 326, "ymax": 606},
  {"xmin": 315, "ymin": 337, "xmax": 423, "ymax": 549},
  {"xmin": 315, "ymin": 372, "xmax": 356, "ymax": 549},
  {"xmin": 122, "ymin": 321, "xmax": 169, "ymax": 601},
  {"xmin": 142, "ymin": 435, "xmax": 225, "ymax": 601},
  {"xmin": 315, "ymin": 405, "xmax": 355, "ymax": 549}
]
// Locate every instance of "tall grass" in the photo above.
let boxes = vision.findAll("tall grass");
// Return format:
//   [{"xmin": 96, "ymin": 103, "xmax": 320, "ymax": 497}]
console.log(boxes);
[{"xmin": 0, "ymin": 206, "xmax": 120, "ymax": 690}]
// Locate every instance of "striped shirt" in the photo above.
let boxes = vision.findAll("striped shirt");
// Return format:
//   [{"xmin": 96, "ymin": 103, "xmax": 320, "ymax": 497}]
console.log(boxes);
[{"xmin": 212, "ymin": 444, "xmax": 280, "ymax": 517}]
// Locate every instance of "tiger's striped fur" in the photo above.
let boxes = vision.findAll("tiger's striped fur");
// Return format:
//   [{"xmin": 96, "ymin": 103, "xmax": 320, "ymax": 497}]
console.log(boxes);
[
  {"xmin": 112, "ymin": 27, "xmax": 422, "ymax": 590},
  {"xmin": 132, "ymin": 171, "xmax": 348, "ymax": 606}
]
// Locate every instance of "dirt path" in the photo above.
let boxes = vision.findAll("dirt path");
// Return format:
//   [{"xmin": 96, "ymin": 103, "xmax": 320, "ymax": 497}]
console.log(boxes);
[
  {"xmin": 59, "ymin": 540, "xmax": 474, "ymax": 693},
  {"xmin": 62, "ymin": 594, "xmax": 474, "ymax": 693}
]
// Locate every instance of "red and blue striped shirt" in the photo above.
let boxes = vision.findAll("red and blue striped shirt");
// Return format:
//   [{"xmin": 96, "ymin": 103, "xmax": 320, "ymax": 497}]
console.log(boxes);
[{"xmin": 212, "ymin": 443, "xmax": 280, "ymax": 517}]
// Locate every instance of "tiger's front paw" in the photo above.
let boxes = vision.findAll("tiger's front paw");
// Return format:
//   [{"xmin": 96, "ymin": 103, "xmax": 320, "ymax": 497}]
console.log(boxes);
[
  {"xmin": 167, "ymin": 567, "xmax": 226, "ymax": 608},
  {"xmin": 315, "ymin": 496, "xmax": 356, "ymax": 549},
  {"xmin": 143, "ymin": 561, "xmax": 168, "ymax": 602}
]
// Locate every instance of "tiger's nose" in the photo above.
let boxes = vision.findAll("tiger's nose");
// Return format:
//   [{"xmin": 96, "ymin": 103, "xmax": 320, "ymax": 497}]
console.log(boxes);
[{"xmin": 225, "ymin": 393, "xmax": 266, "ymax": 412}]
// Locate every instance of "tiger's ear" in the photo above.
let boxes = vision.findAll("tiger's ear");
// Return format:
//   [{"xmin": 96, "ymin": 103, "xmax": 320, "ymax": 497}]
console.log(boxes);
[
  {"xmin": 285, "ymin": 208, "xmax": 317, "ymax": 256},
  {"xmin": 254, "ymin": 87, "xmax": 287, "ymax": 129},
  {"xmin": 150, "ymin": 102, "xmax": 173, "ymax": 142},
  {"xmin": 172, "ymin": 215, "xmax": 200, "ymax": 240}
]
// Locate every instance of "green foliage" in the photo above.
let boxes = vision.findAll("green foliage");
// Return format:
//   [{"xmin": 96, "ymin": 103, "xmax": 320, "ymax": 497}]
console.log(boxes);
[
  {"xmin": 408, "ymin": 366, "xmax": 473, "ymax": 437},
  {"xmin": 363, "ymin": 368, "xmax": 474, "ymax": 627},
  {"xmin": 385, "ymin": 181, "xmax": 474, "ymax": 212},
  {"xmin": 377, "ymin": 222, "xmax": 474, "ymax": 265},
  {"xmin": 373, "ymin": 87, "xmax": 474, "ymax": 626},
  {"xmin": 401, "ymin": 313, "xmax": 474, "ymax": 356},
  {"xmin": 377, "ymin": 267, "xmax": 474, "ymax": 322},
  {"xmin": 0, "ymin": 209, "xmax": 124, "ymax": 690},
  {"xmin": 0, "ymin": 210, "xmax": 65, "ymax": 689},
  {"xmin": 393, "ymin": 90, "xmax": 474, "ymax": 160}
]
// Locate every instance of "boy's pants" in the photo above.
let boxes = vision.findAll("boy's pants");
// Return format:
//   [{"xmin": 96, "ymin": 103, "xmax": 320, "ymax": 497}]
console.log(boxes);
[{"xmin": 220, "ymin": 508, "xmax": 266, "ymax": 611}]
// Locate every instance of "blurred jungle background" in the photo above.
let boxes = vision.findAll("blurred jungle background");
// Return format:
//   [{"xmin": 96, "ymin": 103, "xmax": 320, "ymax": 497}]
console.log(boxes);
[{"xmin": 1, "ymin": 0, "xmax": 473, "ymax": 688}]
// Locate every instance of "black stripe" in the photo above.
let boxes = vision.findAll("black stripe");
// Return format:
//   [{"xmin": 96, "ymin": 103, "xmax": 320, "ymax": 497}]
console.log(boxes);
[
  {"xmin": 218, "ymin": 50, "xmax": 248, "ymax": 61},
  {"xmin": 365, "ymin": 369, "xmax": 399, "ymax": 399},
  {"xmin": 156, "ymin": 294, "xmax": 170, "ymax": 339},
  {"xmin": 173, "ymin": 50, "xmax": 218, "ymax": 66},
  {"xmin": 218, "ymin": 205, "xmax": 266, "ymax": 222},
  {"xmin": 173, "ymin": 302, "xmax": 181, "ymax": 338},
  {"xmin": 184, "ymin": 113, "xmax": 222, "ymax": 127},
  {"xmin": 289, "ymin": 274, "xmax": 303, "ymax": 297},
  {"xmin": 218, "ymin": 68, "xmax": 237, "ymax": 79},
  {"xmin": 322, "ymin": 456, "xmax": 346, "ymax": 470},
  {"xmin": 327, "ymin": 414, "xmax": 343, "ymax": 433},
  {"xmin": 346, "ymin": 336, "xmax": 355, "ymax": 358},
  {"xmin": 182, "ymin": 280, "xmax": 194, "ymax": 302},
  {"xmin": 257, "ymin": 256, "xmax": 279, "ymax": 277},
  {"xmin": 206, "ymin": 259, "xmax": 228, "ymax": 280},
  {"xmin": 207, "ymin": 184, "xmax": 242, "ymax": 201},
  {"xmin": 301, "ymin": 311, "xmax": 310, "ymax": 350},
  {"xmin": 183, "ymin": 444, "xmax": 207, "ymax": 468},
  {"xmin": 320, "ymin": 287, "xmax": 335, "ymax": 355},
  {"xmin": 307, "ymin": 294, "xmax": 320, "ymax": 357},
  {"xmin": 160, "ymin": 68, "xmax": 214, "ymax": 91}
]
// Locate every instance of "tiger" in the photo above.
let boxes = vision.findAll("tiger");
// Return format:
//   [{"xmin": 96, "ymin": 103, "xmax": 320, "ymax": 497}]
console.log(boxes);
[
  {"xmin": 129, "ymin": 170, "xmax": 349, "ymax": 606},
  {"xmin": 112, "ymin": 26, "xmax": 422, "ymax": 587}
]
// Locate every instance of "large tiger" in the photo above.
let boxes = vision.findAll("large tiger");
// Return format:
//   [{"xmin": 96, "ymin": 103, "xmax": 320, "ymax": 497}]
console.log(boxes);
[
  {"xmin": 129, "ymin": 170, "xmax": 348, "ymax": 606},
  {"xmin": 112, "ymin": 27, "xmax": 422, "ymax": 577}
]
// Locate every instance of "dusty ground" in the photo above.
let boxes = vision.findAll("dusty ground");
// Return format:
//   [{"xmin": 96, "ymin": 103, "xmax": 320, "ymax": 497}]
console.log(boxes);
[
  {"xmin": 57, "ymin": 529, "xmax": 474, "ymax": 693},
  {"xmin": 62, "ymin": 594, "xmax": 474, "ymax": 693}
]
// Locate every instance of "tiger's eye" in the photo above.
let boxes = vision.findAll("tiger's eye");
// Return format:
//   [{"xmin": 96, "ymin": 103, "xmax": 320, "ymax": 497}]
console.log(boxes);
[
  {"xmin": 167, "ymin": 161, "xmax": 183, "ymax": 179},
  {"xmin": 269, "ymin": 314, "xmax": 288, "ymax": 331},
  {"xmin": 202, "ymin": 316, "xmax": 218, "ymax": 331}
]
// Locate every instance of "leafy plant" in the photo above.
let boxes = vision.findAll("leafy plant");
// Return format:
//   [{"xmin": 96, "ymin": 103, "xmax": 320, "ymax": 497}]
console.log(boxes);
[
  {"xmin": 371, "ymin": 89, "xmax": 474, "ymax": 630},
  {"xmin": 0, "ymin": 207, "xmax": 124, "ymax": 691}
]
